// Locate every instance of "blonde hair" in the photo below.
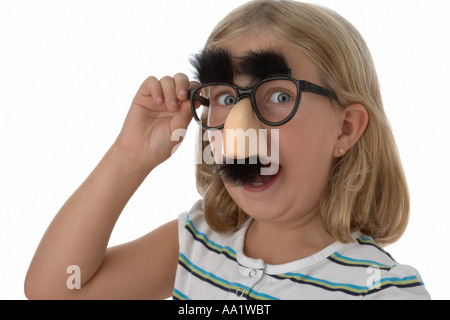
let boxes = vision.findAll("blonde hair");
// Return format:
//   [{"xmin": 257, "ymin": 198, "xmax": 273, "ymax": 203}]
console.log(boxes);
[{"xmin": 195, "ymin": 0, "xmax": 409, "ymax": 246}]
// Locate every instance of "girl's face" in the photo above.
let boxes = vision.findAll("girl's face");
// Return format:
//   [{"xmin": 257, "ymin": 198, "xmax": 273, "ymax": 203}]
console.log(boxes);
[{"xmin": 215, "ymin": 35, "xmax": 342, "ymax": 225}]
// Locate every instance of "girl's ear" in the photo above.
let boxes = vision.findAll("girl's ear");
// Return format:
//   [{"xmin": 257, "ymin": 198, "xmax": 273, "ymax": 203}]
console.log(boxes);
[{"xmin": 334, "ymin": 103, "xmax": 369, "ymax": 157}]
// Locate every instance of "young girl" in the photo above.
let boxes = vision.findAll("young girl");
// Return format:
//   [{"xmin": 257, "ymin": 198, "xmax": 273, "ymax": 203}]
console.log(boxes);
[{"xmin": 25, "ymin": 0, "xmax": 430, "ymax": 299}]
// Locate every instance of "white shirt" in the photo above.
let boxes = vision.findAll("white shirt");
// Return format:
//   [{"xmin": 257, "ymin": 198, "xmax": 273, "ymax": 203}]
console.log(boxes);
[{"xmin": 173, "ymin": 201, "xmax": 430, "ymax": 300}]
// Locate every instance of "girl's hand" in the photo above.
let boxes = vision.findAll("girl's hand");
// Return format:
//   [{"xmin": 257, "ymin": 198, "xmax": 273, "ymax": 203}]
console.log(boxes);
[
  {"xmin": 25, "ymin": 73, "xmax": 199, "ymax": 300},
  {"xmin": 114, "ymin": 73, "xmax": 198, "ymax": 170}
]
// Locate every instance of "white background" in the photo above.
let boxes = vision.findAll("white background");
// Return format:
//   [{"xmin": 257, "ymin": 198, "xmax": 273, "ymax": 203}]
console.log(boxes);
[{"xmin": 1, "ymin": 0, "xmax": 449, "ymax": 300}]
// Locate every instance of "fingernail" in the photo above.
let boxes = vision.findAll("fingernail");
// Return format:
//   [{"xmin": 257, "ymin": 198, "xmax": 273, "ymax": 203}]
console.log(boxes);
[
  {"xmin": 178, "ymin": 89, "xmax": 187, "ymax": 97},
  {"xmin": 169, "ymin": 100, "xmax": 178, "ymax": 109}
]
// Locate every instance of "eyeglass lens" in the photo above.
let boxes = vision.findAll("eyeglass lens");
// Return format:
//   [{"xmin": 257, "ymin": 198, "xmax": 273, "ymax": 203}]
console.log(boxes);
[{"xmin": 191, "ymin": 79, "xmax": 299, "ymax": 129}]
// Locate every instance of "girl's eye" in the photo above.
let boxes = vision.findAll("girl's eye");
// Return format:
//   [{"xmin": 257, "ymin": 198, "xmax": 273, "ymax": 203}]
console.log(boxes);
[
  {"xmin": 269, "ymin": 92, "xmax": 291, "ymax": 104},
  {"xmin": 217, "ymin": 94, "xmax": 237, "ymax": 106}
]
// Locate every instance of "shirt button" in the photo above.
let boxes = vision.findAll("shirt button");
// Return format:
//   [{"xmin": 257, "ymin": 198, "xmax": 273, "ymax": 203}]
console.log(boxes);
[
  {"xmin": 236, "ymin": 288, "xmax": 245, "ymax": 298},
  {"xmin": 249, "ymin": 269, "xmax": 257, "ymax": 277}
]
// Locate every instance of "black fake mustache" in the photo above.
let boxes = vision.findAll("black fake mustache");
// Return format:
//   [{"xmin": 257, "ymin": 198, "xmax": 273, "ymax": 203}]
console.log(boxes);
[{"xmin": 217, "ymin": 156, "xmax": 273, "ymax": 187}]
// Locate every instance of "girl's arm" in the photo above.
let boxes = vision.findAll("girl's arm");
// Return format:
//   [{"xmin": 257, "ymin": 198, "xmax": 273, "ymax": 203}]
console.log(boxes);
[{"xmin": 25, "ymin": 74, "xmax": 195, "ymax": 299}]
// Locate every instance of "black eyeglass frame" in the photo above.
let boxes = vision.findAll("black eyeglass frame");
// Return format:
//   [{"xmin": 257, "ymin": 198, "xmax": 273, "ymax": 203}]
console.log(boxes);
[{"xmin": 189, "ymin": 75, "xmax": 337, "ymax": 131}]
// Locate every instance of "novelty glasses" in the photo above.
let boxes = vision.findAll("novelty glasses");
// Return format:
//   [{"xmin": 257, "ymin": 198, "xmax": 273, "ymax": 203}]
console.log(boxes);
[{"xmin": 189, "ymin": 75, "xmax": 337, "ymax": 130}]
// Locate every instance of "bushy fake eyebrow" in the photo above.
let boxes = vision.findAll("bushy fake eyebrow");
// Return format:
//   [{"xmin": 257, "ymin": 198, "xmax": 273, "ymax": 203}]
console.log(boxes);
[
  {"xmin": 236, "ymin": 50, "xmax": 290, "ymax": 80},
  {"xmin": 190, "ymin": 48, "xmax": 290, "ymax": 84},
  {"xmin": 190, "ymin": 48, "xmax": 234, "ymax": 84}
]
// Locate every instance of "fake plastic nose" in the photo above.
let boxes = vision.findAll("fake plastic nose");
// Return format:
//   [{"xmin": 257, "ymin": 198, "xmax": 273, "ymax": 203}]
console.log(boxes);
[{"xmin": 222, "ymin": 98, "xmax": 268, "ymax": 159}]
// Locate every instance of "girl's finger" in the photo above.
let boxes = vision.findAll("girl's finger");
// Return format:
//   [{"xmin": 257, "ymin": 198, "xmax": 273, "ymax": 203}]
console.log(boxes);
[
  {"xmin": 159, "ymin": 76, "xmax": 178, "ymax": 111},
  {"xmin": 135, "ymin": 76, "xmax": 164, "ymax": 106},
  {"xmin": 173, "ymin": 73, "xmax": 190, "ymax": 101}
]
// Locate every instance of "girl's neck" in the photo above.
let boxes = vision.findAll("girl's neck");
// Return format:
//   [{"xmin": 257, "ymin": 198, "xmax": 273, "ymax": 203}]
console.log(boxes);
[{"xmin": 243, "ymin": 213, "xmax": 336, "ymax": 265}]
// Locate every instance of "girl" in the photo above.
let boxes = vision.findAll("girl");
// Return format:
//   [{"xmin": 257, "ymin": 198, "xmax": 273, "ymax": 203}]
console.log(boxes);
[{"xmin": 25, "ymin": 0, "xmax": 430, "ymax": 299}]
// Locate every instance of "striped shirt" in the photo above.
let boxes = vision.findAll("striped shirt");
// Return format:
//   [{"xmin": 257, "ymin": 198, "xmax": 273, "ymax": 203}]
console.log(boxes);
[{"xmin": 173, "ymin": 201, "xmax": 430, "ymax": 300}]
